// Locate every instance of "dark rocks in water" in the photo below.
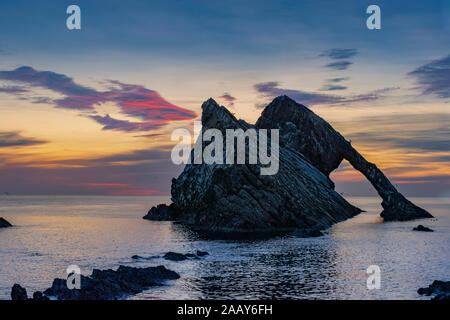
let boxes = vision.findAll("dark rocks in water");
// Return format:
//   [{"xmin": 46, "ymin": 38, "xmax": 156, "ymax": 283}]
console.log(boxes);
[
  {"xmin": 145, "ymin": 96, "xmax": 432, "ymax": 234},
  {"xmin": 163, "ymin": 252, "xmax": 188, "ymax": 261},
  {"xmin": 418, "ymin": 280, "xmax": 450, "ymax": 300},
  {"xmin": 131, "ymin": 255, "xmax": 141, "ymax": 259},
  {"xmin": 32, "ymin": 291, "xmax": 50, "ymax": 301},
  {"xmin": 143, "ymin": 203, "xmax": 178, "ymax": 221},
  {"xmin": 413, "ymin": 225, "xmax": 434, "ymax": 232},
  {"xmin": 12, "ymin": 265, "xmax": 179, "ymax": 300},
  {"xmin": 163, "ymin": 251, "xmax": 209, "ymax": 261},
  {"xmin": 11, "ymin": 284, "xmax": 28, "ymax": 300},
  {"xmin": 0, "ymin": 217, "xmax": 12, "ymax": 228}
]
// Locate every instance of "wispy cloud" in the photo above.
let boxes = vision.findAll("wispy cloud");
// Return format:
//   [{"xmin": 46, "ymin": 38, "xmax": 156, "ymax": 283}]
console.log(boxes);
[
  {"xmin": 319, "ymin": 48, "xmax": 358, "ymax": 60},
  {"xmin": 0, "ymin": 66, "xmax": 198, "ymax": 132},
  {"xmin": 320, "ymin": 84, "xmax": 348, "ymax": 91},
  {"xmin": 87, "ymin": 114, "xmax": 165, "ymax": 132},
  {"xmin": 324, "ymin": 61, "xmax": 353, "ymax": 71},
  {"xmin": 408, "ymin": 54, "xmax": 450, "ymax": 99},
  {"xmin": 218, "ymin": 92, "xmax": 236, "ymax": 106},
  {"xmin": 319, "ymin": 48, "xmax": 358, "ymax": 70},
  {"xmin": 0, "ymin": 86, "xmax": 27, "ymax": 94},
  {"xmin": 328, "ymin": 77, "xmax": 348, "ymax": 83},
  {"xmin": 0, "ymin": 131, "xmax": 47, "ymax": 148},
  {"xmin": 254, "ymin": 81, "xmax": 397, "ymax": 106}
]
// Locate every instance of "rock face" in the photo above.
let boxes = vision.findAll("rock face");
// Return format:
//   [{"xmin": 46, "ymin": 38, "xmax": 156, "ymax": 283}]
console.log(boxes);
[
  {"xmin": 255, "ymin": 96, "xmax": 432, "ymax": 222},
  {"xmin": 0, "ymin": 217, "xmax": 12, "ymax": 228},
  {"xmin": 12, "ymin": 265, "xmax": 179, "ymax": 300},
  {"xmin": 418, "ymin": 280, "xmax": 450, "ymax": 300},
  {"xmin": 145, "ymin": 96, "xmax": 432, "ymax": 233},
  {"xmin": 143, "ymin": 203, "xmax": 177, "ymax": 221}
]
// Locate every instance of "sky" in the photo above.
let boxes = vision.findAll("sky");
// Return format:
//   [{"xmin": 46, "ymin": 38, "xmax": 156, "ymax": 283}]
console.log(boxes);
[{"xmin": 0, "ymin": 0, "xmax": 448, "ymax": 197}]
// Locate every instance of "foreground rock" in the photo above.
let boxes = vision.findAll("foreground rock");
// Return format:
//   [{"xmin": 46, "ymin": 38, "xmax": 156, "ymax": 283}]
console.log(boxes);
[
  {"xmin": 11, "ymin": 284, "xmax": 28, "ymax": 300},
  {"xmin": 145, "ymin": 96, "xmax": 431, "ymax": 234},
  {"xmin": 413, "ymin": 225, "xmax": 434, "ymax": 232},
  {"xmin": 12, "ymin": 265, "xmax": 179, "ymax": 300},
  {"xmin": 418, "ymin": 280, "xmax": 450, "ymax": 300},
  {"xmin": 0, "ymin": 217, "xmax": 12, "ymax": 228}
]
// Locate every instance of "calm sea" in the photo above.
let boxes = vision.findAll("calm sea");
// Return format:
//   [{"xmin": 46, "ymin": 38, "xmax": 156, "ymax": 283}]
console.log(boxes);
[{"xmin": 0, "ymin": 195, "xmax": 449, "ymax": 300}]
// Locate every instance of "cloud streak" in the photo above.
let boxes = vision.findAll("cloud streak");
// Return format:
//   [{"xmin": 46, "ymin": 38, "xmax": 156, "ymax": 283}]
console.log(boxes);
[
  {"xmin": 408, "ymin": 54, "xmax": 450, "ymax": 99},
  {"xmin": 218, "ymin": 92, "xmax": 236, "ymax": 106},
  {"xmin": 324, "ymin": 61, "xmax": 353, "ymax": 70},
  {"xmin": 0, "ymin": 66, "xmax": 198, "ymax": 132},
  {"xmin": 0, "ymin": 131, "xmax": 47, "ymax": 148},
  {"xmin": 319, "ymin": 48, "xmax": 358, "ymax": 60},
  {"xmin": 254, "ymin": 81, "xmax": 397, "ymax": 106}
]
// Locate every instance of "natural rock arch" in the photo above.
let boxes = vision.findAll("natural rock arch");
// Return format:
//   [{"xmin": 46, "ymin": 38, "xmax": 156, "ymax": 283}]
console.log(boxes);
[{"xmin": 255, "ymin": 95, "xmax": 432, "ymax": 221}]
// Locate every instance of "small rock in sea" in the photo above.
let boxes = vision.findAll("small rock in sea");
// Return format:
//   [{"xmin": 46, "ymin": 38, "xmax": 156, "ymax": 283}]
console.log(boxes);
[
  {"xmin": 11, "ymin": 284, "xmax": 28, "ymax": 300},
  {"xmin": 418, "ymin": 280, "xmax": 450, "ymax": 300},
  {"xmin": 413, "ymin": 225, "xmax": 434, "ymax": 232},
  {"xmin": 163, "ymin": 252, "xmax": 188, "ymax": 261},
  {"xmin": 143, "ymin": 203, "xmax": 178, "ymax": 221},
  {"xmin": 33, "ymin": 291, "xmax": 50, "ymax": 301},
  {"xmin": 131, "ymin": 255, "xmax": 142, "ymax": 259},
  {"xmin": 0, "ymin": 217, "xmax": 12, "ymax": 228},
  {"xmin": 196, "ymin": 250, "xmax": 209, "ymax": 257}
]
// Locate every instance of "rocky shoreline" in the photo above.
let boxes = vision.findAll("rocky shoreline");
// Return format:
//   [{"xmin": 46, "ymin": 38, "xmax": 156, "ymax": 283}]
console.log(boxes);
[
  {"xmin": 10, "ymin": 250, "xmax": 210, "ymax": 300},
  {"xmin": 11, "ymin": 265, "xmax": 179, "ymax": 300},
  {"xmin": 418, "ymin": 280, "xmax": 450, "ymax": 300}
]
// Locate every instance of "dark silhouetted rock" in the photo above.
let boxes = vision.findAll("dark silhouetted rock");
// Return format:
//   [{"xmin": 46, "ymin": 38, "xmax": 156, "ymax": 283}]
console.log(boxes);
[
  {"xmin": 11, "ymin": 284, "xmax": 28, "ymax": 300},
  {"xmin": 44, "ymin": 265, "xmax": 179, "ymax": 300},
  {"xmin": 145, "ymin": 96, "xmax": 432, "ymax": 234},
  {"xmin": 256, "ymin": 96, "xmax": 433, "ymax": 222},
  {"xmin": 143, "ymin": 203, "xmax": 178, "ymax": 221},
  {"xmin": 32, "ymin": 291, "xmax": 50, "ymax": 301},
  {"xmin": 163, "ymin": 252, "xmax": 188, "ymax": 261},
  {"xmin": 413, "ymin": 225, "xmax": 434, "ymax": 232},
  {"xmin": 11, "ymin": 265, "xmax": 179, "ymax": 300},
  {"xmin": 196, "ymin": 250, "xmax": 209, "ymax": 257},
  {"xmin": 418, "ymin": 280, "xmax": 450, "ymax": 300},
  {"xmin": 0, "ymin": 217, "xmax": 12, "ymax": 228}
]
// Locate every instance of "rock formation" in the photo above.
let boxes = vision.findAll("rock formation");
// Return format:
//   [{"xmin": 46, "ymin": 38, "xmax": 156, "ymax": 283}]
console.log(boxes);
[
  {"xmin": 0, "ymin": 217, "xmax": 12, "ymax": 228},
  {"xmin": 12, "ymin": 265, "xmax": 179, "ymax": 300},
  {"xmin": 418, "ymin": 280, "xmax": 450, "ymax": 300},
  {"xmin": 255, "ymin": 96, "xmax": 432, "ymax": 222},
  {"xmin": 144, "ymin": 96, "xmax": 432, "ymax": 234},
  {"xmin": 413, "ymin": 225, "xmax": 434, "ymax": 232}
]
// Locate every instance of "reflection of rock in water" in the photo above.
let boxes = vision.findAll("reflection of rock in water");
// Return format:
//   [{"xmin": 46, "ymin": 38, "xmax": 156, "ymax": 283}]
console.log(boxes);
[{"xmin": 179, "ymin": 240, "xmax": 339, "ymax": 299}]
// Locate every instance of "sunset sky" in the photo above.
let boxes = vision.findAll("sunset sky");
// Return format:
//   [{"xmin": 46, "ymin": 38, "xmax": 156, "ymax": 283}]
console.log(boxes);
[{"xmin": 0, "ymin": 0, "xmax": 448, "ymax": 197}]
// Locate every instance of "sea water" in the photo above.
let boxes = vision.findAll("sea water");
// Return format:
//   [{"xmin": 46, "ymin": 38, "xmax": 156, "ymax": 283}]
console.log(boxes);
[{"xmin": 0, "ymin": 195, "xmax": 448, "ymax": 300}]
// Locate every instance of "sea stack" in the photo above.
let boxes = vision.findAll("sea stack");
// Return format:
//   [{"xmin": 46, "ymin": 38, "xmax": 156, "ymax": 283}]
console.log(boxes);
[
  {"xmin": 144, "ymin": 96, "xmax": 432, "ymax": 234},
  {"xmin": 0, "ymin": 217, "xmax": 12, "ymax": 228}
]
